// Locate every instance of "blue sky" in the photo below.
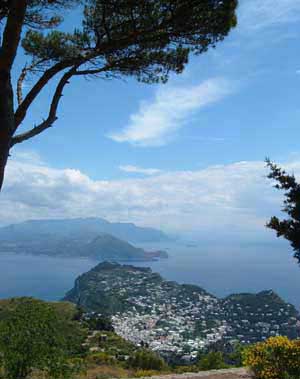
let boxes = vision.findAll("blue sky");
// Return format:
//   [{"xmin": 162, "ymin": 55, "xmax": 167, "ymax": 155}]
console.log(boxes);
[{"xmin": 2, "ymin": 0, "xmax": 300, "ymax": 239}]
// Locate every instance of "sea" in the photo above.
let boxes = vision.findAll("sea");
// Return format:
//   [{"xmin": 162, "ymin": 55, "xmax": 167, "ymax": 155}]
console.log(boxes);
[{"xmin": 0, "ymin": 241, "xmax": 299, "ymax": 308}]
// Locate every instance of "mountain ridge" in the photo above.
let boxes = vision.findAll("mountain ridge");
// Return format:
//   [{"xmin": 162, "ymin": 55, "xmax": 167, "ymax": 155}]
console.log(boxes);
[
  {"xmin": 0, "ymin": 219, "xmax": 169, "ymax": 261},
  {"xmin": 0, "ymin": 218, "xmax": 170, "ymax": 243}
]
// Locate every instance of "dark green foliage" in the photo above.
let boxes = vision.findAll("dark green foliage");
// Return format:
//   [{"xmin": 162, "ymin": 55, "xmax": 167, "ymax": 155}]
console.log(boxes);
[
  {"xmin": 227, "ymin": 343, "xmax": 245, "ymax": 367},
  {"xmin": 85, "ymin": 315, "xmax": 114, "ymax": 332},
  {"xmin": 205, "ymin": 340, "xmax": 245, "ymax": 367},
  {"xmin": 64, "ymin": 263, "xmax": 156, "ymax": 315},
  {"xmin": 22, "ymin": 30, "xmax": 88, "ymax": 61},
  {"xmin": 222, "ymin": 290, "xmax": 299, "ymax": 341},
  {"xmin": 197, "ymin": 351, "xmax": 228, "ymax": 371},
  {"xmin": 266, "ymin": 159, "xmax": 300, "ymax": 264},
  {"xmin": 0, "ymin": 298, "xmax": 87, "ymax": 379},
  {"xmin": 93, "ymin": 331, "xmax": 137, "ymax": 357},
  {"xmin": 223, "ymin": 290, "xmax": 298, "ymax": 322},
  {"xmin": 128, "ymin": 350, "xmax": 167, "ymax": 371},
  {"xmin": 21, "ymin": 0, "xmax": 238, "ymax": 83},
  {"xmin": 0, "ymin": 298, "xmax": 67, "ymax": 379}
]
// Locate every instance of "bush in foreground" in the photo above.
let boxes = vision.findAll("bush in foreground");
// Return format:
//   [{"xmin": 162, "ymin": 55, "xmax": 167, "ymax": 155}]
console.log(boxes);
[
  {"xmin": 244, "ymin": 336, "xmax": 300, "ymax": 379},
  {"xmin": 197, "ymin": 351, "xmax": 229, "ymax": 371},
  {"xmin": 0, "ymin": 298, "xmax": 85, "ymax": 379},
  {"xmin": 128, "ymin": 350, "xmax": 167, "ymax": 371}
]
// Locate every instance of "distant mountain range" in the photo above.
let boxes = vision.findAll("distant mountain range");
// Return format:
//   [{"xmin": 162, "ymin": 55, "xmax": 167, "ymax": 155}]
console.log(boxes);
[
  {"xmin": 0, "ymin": 218, "xmax": 169, "ymax": 261},
  {"xmin": 0, "ymin": 218, "xmax": 170, "ymax": 243}
]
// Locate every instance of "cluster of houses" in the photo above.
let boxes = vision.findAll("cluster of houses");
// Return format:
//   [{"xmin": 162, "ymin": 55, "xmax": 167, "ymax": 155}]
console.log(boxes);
[{"xmin": 84, "ymin": 265, "xmax": 300, "ymax": 361}]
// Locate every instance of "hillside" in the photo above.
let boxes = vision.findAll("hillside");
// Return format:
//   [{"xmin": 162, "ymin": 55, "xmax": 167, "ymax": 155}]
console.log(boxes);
[
  {"xmin": 0, "ymin": 218, "xmax": 169, "ymax": 261},
  {"xmin": 64, "ymin": 262, "xmax": 300, "ymax": 361},
  {"xmin": 85, "ymin": 234, "xmax": 167, "ymax": 261},
  {"xmin": 0, "ymin": 298, "xmax": 78, "ymax": 320},
  {"xmin": 0, "ymin": 217, "xmax": 170, "ymax": 243},
  {"xmin": 0, "ymin": 232, "xmax": 167, "ymax": 261},
  {"xmin": 0, "ymin": 298, "xmax": 253, "ymax": 378}
]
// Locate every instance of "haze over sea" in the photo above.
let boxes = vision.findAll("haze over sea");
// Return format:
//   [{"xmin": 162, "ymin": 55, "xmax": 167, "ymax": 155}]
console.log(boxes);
[{"xmin": 0, "ymin": 240, "xmax": 299, "ymax": 308}]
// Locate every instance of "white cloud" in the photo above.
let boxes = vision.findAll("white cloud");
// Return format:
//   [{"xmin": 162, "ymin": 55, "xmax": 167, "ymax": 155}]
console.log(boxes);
[
  {"xmin": 108, "ymin": 78, "xmax": 234, "ymax": 147},
  {"xmin": 239, "ymin": 0, "xmax": 300, "ymax": 31},
  {"xmin": 13, "ymin": 150, "xmax": 45, "ymax": 165},
  {"xmin": 2, "ymin": 153, "xmax": 299, "ymax": 240},
  {"xmin": 119, "ymin": 165, "xmax": 162, "ymax": 176}
]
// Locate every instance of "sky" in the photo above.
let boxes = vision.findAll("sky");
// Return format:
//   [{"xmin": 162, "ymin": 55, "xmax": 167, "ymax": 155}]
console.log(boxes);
[{"xmin": 1, "ymin": 0, "xmax": 300, "ymax": 241}]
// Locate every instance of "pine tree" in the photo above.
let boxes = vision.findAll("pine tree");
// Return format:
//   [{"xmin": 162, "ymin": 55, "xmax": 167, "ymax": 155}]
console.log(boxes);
[
  {"xmin": 266, "ymin": 159, "xmax": 300, "ymax": 264},
  {"xmin": 0, "ymin": 0, "xmax": 237, "ymax": 190}
]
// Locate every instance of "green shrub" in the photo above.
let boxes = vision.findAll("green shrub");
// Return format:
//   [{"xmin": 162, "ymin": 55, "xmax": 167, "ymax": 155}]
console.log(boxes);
[
  {"xmin": 133, "ymin": 369, "xmax": 162, "ymax": 377},
  {"xmin": 198, "ymin": 352, "xmax": 228, "ymax": 371},
  {"xmin": 128, "ymin": 350, "xmax": 166, "ymax": 371},
  {"xmin": 0, "ymin": 298, "xmax": 75, "ymax": 379},
  {"xmin": 243, "ymin": 336, "xmax": 300, "ymax": 379},
  {"xmin": 86, "ymin": 352, "xmax": 117, "ymax": 366},
  {"xmin": 96, "ymin": 373, "xmax": 117, "ymax": 379},
  {"xmin": 173, "ymin": 365, "xmax": 199, "ymax": 374},
  {"xmin": 227, "ymin": 343, "xmax": 246, "ymax": 367}
]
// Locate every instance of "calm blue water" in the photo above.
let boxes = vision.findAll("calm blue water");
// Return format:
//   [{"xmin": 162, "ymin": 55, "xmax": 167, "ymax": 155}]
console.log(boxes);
[{"xmin": 0, "ymin": 241, "xmax": 299, "ymax": 308}]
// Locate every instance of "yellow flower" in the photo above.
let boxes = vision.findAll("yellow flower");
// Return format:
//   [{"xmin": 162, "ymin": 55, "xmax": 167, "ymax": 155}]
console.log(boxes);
[{"xmin": 243, "ymin": 336, "xmax": 300, "ymax": 379}]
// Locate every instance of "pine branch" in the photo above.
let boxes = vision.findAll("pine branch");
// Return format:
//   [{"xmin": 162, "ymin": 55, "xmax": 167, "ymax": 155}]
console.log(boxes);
[
  {"xmin": 16, "ymin": 60, "xmax": 45, "ymax": 106},
  {"xmin": 14, "ymin": 59, "xmax": 80, "ymax": 130},
  {"xmin": 11, "ymin": 67, "xmax": 76, "ymax": 147}
]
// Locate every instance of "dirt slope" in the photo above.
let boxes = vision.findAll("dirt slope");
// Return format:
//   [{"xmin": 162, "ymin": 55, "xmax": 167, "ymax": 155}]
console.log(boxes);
[{"xmin": 146, "ymin": 368, "xmax": 252, "ymax": 379}]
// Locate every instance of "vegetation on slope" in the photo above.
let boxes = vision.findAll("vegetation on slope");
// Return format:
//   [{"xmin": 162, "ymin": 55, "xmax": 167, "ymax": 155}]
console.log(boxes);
[
  {"xmin": 0, "ymin": 297, "xmax": 247, "ymax": 379},
  {"xmin": 0, "ymin": 298, "xmax": 86, "ymax": 379}
]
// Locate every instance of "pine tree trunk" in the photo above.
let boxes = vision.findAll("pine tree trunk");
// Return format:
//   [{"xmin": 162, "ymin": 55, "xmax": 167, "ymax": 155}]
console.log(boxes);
[
  {"xmin": 0, "ymin": 0, "xmax": 27, "ymax": 191},
  {"xmin": 0, "ymin": 70, "xmax": 14, "ymax": 191}
]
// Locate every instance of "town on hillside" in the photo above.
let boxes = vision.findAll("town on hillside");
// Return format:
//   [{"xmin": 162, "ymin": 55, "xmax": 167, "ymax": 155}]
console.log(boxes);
[{"xmin": 65, "ymin": 262, "xmax": 300, "ymax": 362}]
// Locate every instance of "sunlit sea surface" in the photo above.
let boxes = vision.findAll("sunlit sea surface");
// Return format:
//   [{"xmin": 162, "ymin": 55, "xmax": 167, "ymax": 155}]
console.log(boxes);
[{"xmin": 0, "ymin": 241, "xmax": 299, "ymax": 308}]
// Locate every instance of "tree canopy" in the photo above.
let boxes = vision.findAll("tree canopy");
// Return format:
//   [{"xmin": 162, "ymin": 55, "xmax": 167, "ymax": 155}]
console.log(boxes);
[
  {"xmin": 0, "ymin": 0, "xmax": 238, "ymax": 190},
  {"xmin": 0, "ymin": 297, "xmax": 86, "ymax": 379},
  {"xmin": 0, "ymin": 298, "xmax": 67, "ymax": 379},
  {"xmin": 266, "ymin": 159, "xmax": 300, "ymax": 264}
]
